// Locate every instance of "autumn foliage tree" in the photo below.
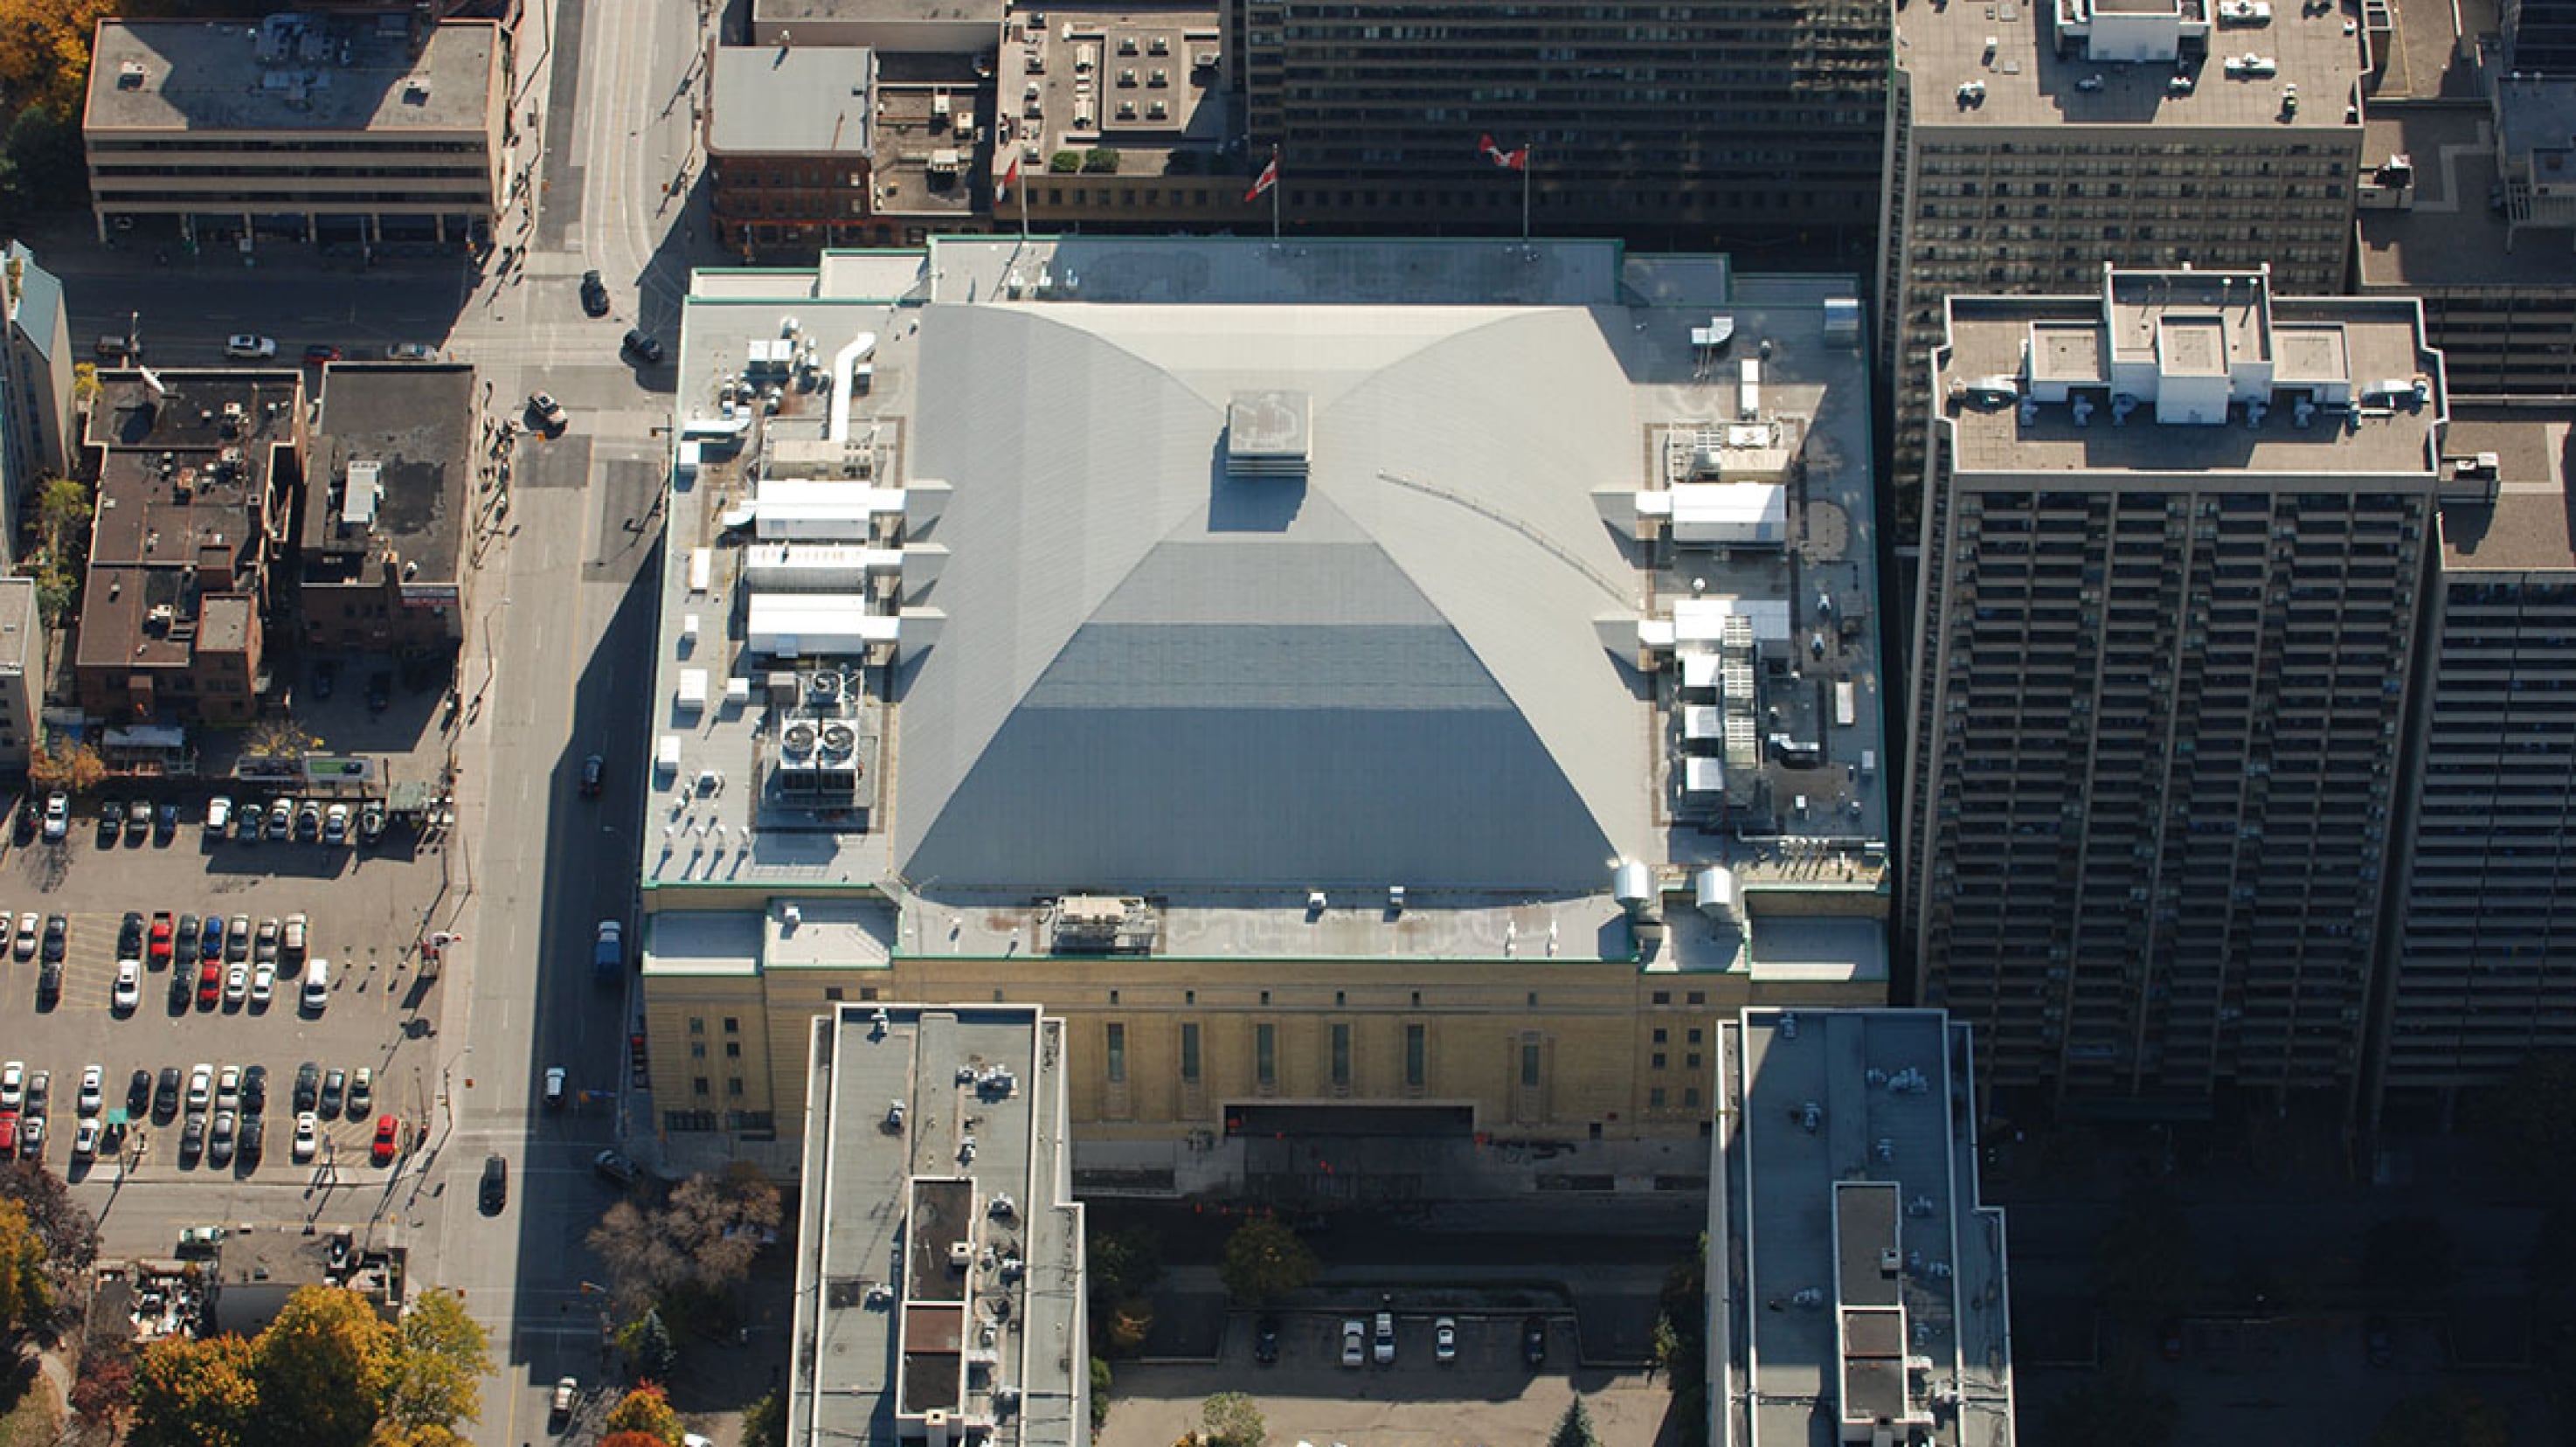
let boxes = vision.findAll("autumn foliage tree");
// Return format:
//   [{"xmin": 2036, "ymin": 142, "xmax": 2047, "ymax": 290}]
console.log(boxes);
[
  {"xmin": 126, "ymin": 1286, "xmax": 489, "ymax": 1447},
  {"xmin": 586, "ymin": 1161, "xmax": 783, "ymax": 1319},
  {"xmin": 129, "ymin": 1334, "xmax": 261, "ymax": 1447},
  {"xmin": 0, "ymin": 1199, "xmax": 50, "ymax": 1334},
  {"xmin": 599, "ymin": 1383, "xmax": 684, "ymax": 1444}
]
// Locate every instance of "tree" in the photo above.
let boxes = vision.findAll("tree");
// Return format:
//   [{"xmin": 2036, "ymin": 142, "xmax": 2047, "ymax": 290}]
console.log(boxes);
[
  {"xmin": 37, "ymin": 474, "xmax": 91, "ymax": 558},
  {"xmin": 129, "ymin": 1334, "xmax": 262, "ymax": 1447},
  {"xmin": 28, "ymin": 737, "xmax": 106, "ymax": 793},
  {"xmin": 617, "ymin": 1306, "xmax": 678, "ymax": 1381},
  {"xmin": 1088, "ymin": 1224, "xmax": 1164, "ymax": 1304},
  {"xmin": 1652, "ymin": 1233, "xmax": 1709, "ymax": 1447},
  {"xmin": 370, "ymin": 1429, "xmax": 469, "ymax": 1447},
  {"xmin": 254, "ymin": 1284, "xmax": 398, "ymax": 1447},
  {"xmin": 1104, "ymin": 1296, "xmax": 1155, "ymax": 1354},
  {"xmin": 600, "ymin": 1435, "xmax": 668, "ymax": 1447},
  {"xmin": 743, "ymin": 1389, "xmax": 788, "ymax": 1447},
  {"xmin": 1216, "ymin": 1218, "xmax": 1315, "ymax": 1305},
  {"xmin": 1049, "ymin": 149, "xmax": 1082, "ymax": 173},
  {"xmin": 600, "ymin": 1383, "xmax": 683, "ymax": 1445},
  {"xmin": 0, "ymin": 101, "xmax": 82, "ymax": 211},
  {"xmin": 1087, "ymin": 1358, "xmax": 1112, "ymax": 1432},
  {"xmin": 70, "ymin": 1352, "xmax": 135, "ymax": 1420},
  {"xmin": 1201, "ymin": 1391, "xmax": 1263, "ymax": 1447},
  {"xmin": 1082, "ymin": 146, "xmax": 1121, "ymax": 174},
  {"xmin": 0, "ymin": 1198, "xmax": 49, "ymax": 1333},
  {"xmin": 381, "ymin": 1290, "xmax": 488, "ymax": 1436},
  {"xmin": 1548, "ymin": 1395, "xmax": 1598, "ymax": 1447},
  {"xmin": 0, "ymin": 1158, "xmax": 101, "ymax": 1272},
  {"xmin": 587, "ymin": 1165, "xmax": 783, "ymax": 1319},
  {"xmin": 2094, "ymin": 1187, "xmax": 2199, "ymax": 1325},
  {"xmin": 2370, "ymin": 1387, "xmax": 2509, "ymax": 1447},
  {"xmin": 2038, "ymin": 1361, "xmax": 2178, "ymax": 1447},
  {"xmin": 0, "ymin": 0, "xmax": 121, "ymax": 121}
]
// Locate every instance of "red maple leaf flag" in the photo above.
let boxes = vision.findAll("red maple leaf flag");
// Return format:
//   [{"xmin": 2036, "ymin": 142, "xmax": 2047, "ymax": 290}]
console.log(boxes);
[
  {"xmin": 1244, "ymin": 153, "xmax": 1280, "ymax": 202},
  {"xmin": 1479, "ymin": 134, "xmax": 1528, "ymax": 171},
  {"xmin": 999, "ymin": 153, "xmax": 1021, "ymax": 204}
]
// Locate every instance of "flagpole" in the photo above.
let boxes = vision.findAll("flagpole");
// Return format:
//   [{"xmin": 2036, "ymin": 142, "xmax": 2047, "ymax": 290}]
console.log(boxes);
[
  {"xmin": 1521, "ymin": 146, "xmax": 1532, "ymax": 241},
  {"xmin": 1019, "ymin": 162, "xmax": 1028, "ymax": 239},
  {"xmin": 1271, "ymin": 146, "xmax": 1282, "ymax": 240}
]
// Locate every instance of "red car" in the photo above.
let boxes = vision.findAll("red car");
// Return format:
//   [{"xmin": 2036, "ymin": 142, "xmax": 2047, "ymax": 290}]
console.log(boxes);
[
  {"xmin": 370, "ymin": 1114, "xmax": 399, "ymax": 1165},
  {"xmin": 148, "ymin": 912, "xmax": 175, "ymax": 965},
  {"xmin": 0, "ymin": 1112, "xmax": 17, "ymax": 1153},
  {"xmin": 196, "ymin": 959, "xmax": 221, "ymax": 1007},
  {"xmin": 302, "ymin": 344, "xmax": 343, "ymax": 365}
]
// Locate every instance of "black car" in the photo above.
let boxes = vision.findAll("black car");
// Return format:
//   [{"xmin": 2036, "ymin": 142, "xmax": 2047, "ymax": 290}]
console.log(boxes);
[
  {"xmin": 179, "ymin": 1112, "xmax": 206, "ymax": 1160},
  {"xmin": 96, "ymin": 802, "xmax": 121, "ymax": 846},
  {"xmin": 156, "ymin": 802, "xmax": 177, "ymax": 842},
  {"xmin": 1523, "ymin": 1316, "xmax": 1547, "ymax": 1368},
  {"xmin": 293, "ymin": 1062, "xmax": 321, "ymax": 1114},
  {"xmin": 242, "ymin": 1064, "xmax": 268, "ymax": 1115},
  {"xmin": 41, "ymin": 915, "xmax": 66, "ymax": 963},
  {"xmin": 239, "ymin": 1113, "xmax": 265, "ymax": 1166},
  {"xmin": 168, "ymin": 962, "xmax": 193, "ymax": 1009},
  {"xmin": 36, "ymin": 959, "xmax": 61, "ymax": 1005},
  {"xmin": 366, "ymin": 671, "xmax": 392, "ymax": 714},
  {"xmin": 154, "ymin": 1069, "xmax": 182, "ymax": 1122},
  {"xmin": 117, "ymin": 911, "xmax": 146, "ymax": 956},
  {"xmin": 480, "ymin": 1154, "xmax": 509, "ymax": 1212},
  {"xmin": 1254, "ymin": 1316, "xmax": 1280, "ymax": 1364},
  {"xmin": 579, "ymin": 753, "xmax": 605, "ymax": 798},
  {"xmin": 315, "ymin": 660, "xmax": 336, "ymax": 699},
  {"xmin": 579, "ymin": 269, "xmax": 610, "ymax": 317},
  {"xmin": 320, "ymin": 1069, "xmax": 345, "ymax": 1118},
  {"xmin": 621, "ymin": 328, "xmax": 665, "ymax": 363},
  {"xmin": 127, "ymin": 1070, "xmax": 151, "ymax": 1118}
]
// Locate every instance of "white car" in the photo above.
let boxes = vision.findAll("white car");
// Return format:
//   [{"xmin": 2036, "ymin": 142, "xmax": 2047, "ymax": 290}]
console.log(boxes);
[
  {"xmin": 71, "ymin": 1118, "xmax": 99, "ymax": 1160},
  {"xmin": 1435, "ymin": 1316, "xmax": 1458, "ymax": 1362},
  {"xmin": 225, "ymin": 961, "xmax": 248, "ymax": 1005},
  {"xmin": 11, "ymin": 913, "xmax": 34, "ymax": 960},
  {"xmin": 216, "ymin": 1064, "xmax": 240, "ymax": 1111},
  {"xmin": 1374, "ymin": 1310, "xmax": 1395, "ymax": 1365},
  {"xmin": 348, "ymin": 1067, "xmax": 373, "ymax": 1116},
  {"xmin": 223, "ymin": 334, "xmax": 277, "ymax": 359},
  {"xmin": 251, "ymin": 959, "xmax": 276, "ymax": 1006},
  {"xmin": 40, "ymin": 793, "xmax": 66, "ymax": 841},
  {"xmin": 206, "ymin": 795, "xmax": 232, "ymax": 831},
  {"xmin": 292, "ymin": 1111, "xmax": 319, "ymax": 1163},
  {"xmin": 1341, "ymin": 1319, "xmax": 1366, "ymax": 1368},
  {"xmin": 77, "ymin": 1065, "xmax": 103, "ymax": 1117},
  {"xmin": 187, "ymin": 1063, "xmax": 212, "ymax": 1112},
  {"xmin": 113, "ymin": 959, "xmax": 141, "ymax": 1013},
  {"xmin": 0, "ymin": 1061, "xmax": 21, "ymax": 1111}
]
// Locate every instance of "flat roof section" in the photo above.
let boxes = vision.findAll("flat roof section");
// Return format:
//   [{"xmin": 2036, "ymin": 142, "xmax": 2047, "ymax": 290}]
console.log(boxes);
[
  {"xmin": 87, "ymin": 17, "xmax": 500, "ymax": 135},
  {"xmin": 710, "ymin": 45, "xmax": 876, "ymax": 156},
  {"xmin": 2439, "ymin": 409, "xmax": 2576, "ymax": 572},
  {"xmin": 309, "ymin": 363, "xmax": 473, "ymax": 587},
  {"xmin": 1897, "ymin": 0, "xmax": 2363, "ymax": 130},
  {"xmin": 1001, "ymin": 3, "xmax": 1229, "ymax": 176}
]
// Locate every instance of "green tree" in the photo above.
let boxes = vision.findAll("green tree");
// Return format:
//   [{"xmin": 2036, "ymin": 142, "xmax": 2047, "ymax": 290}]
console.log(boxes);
[
  {"xmin": 0, "ymin": 1198, "xmax": 49, "ymax": 1333},
  {"xmin": 129, "ymin": 1334, "xmax": 262, "ymax": 1447},
  {"xmin": 370, "ymin": 1428, "xmax": 469, "ymax": 1447},
  {"xmin": 2039, "ymin": 1360, "xmax": 2178, "ymax": 1447},
  {"xmin": 1548, "ymin": 1395, "xmax": 1598, "ymax": 1447},
  {"xmin": 617, "ymin": 1306, "xmax": 678, "ymax": 1381},
  {"xmin": 37, "ymin": 473, "xmax": 91, "ymax": 557},
  {"xmin": 254, "ymin": 1284, "xmax": 398, "ymax": 1447},
  {"xmin": 1201, "ymin": 1391, "xmax": 1263, "ymax": 1447},
  {"xmin": 1653, "ymin": 1233, "xmax": 1709, "ymax": 1447},
  {"xmin": 2370, "ymin": 1387, "xmax": 2509, "ymax": 1447},
  {"xmin": 1082, "ymin": 146, "xmax": 1121, "ymax": 173},
  {"xmin": 382, "ymin": 1290, "xmax": 488, "ymax": 1435},
  {"xmin": 742, "ymin": 1389, "xmax": 788, "ymax": 1447},
  {"xmin": 0, "ymin": 101, "xmax": 82, "ymax": 211},
  {"xmin": 600, "ymin": 1383, "xmax": 683, "ymax": 1445},
  {"xmin": 1088, "ymin": 1224, "xmax": 1164, "ymax": 1303},
  {"xmin": 1087, "ymin": 1358, "xmax": 1112, "ymax": 1432},
  {"xmin": 1217, "ymin": 1218, "xmax": 1316, "ymax": 1305},
  {"xmin": 2094, "ymin": 1187, "xmax": 2199, "ymax": 1325},
  {"xmin": 1049, "ymin": 149, "xmax": 1082, "ymax": 173}
]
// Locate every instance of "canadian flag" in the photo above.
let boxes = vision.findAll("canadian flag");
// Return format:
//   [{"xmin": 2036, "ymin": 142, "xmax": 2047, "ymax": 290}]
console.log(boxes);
[
  {"xmin": 998, "ymin": 153, "xmax": 1021, "ymax": 204},
  {"xmin": 1244, "ymin": 153, "xmax": 1280, "ymax": 202},
  {"xmin": 1479, "ymin": 134, "xmax": 1528, "ymax": 171}
]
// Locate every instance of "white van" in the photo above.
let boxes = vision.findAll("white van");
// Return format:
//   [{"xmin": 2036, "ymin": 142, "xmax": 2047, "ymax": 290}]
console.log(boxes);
[{"xmin": 301, "ymin": 958, "xmax": 330, "ymax": 1013}]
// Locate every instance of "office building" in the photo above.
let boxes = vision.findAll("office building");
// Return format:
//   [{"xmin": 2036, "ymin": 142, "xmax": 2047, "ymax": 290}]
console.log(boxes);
[
  {"xmin": 1218, "ymin": 0, "xmax": 1886, "ymax": 239},
  {"xmin": 708, "ymin": 46, "xmax": 888, "ymax": 257},
  {"xmin": 785, "ymin": 1002, "xmax": 1084, "ymax": 1447},
  {"xmin": 632, "ymin": 236, "xmax": 1892, "ymax": 1186},
  {"xmin": 996, "ymin": 4, "xmax": 1255, "ymax": 231},
  {"xmin": 0, "ymin": 579, "xmax": 44, "ymax": 776},
  {"xmin": 84, "ymin": 13, "xmax": 509, "ymax": 250},
  {"xmin": 74, "ymin": 372, "xmax": 306, "ymax": 725},
  {"xmin": 1906, "ymin": 267, "xmax": 2444, "ymax": 1112},
  {"xmin": 1715, "ymin": 1007, "xmax": 2013, "ymax": 1447},
  {"xmin": 301, "ymin": 363, "xmax": 474, "ymax": 654},
  {"xmin": 3, "ymin": 242, "xmax": 74, "ymax": 567},
  {"xmin": 2372, "ymin": 409, "xmax": 2576, "ymax": 1120},
  {"xmin": 1880, "ymin": 0, "xmax": 2366, "ymax": 497}
]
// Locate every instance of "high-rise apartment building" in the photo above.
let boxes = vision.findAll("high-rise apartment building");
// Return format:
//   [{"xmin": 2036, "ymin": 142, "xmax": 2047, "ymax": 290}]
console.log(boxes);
[
  {"xmin": 1219, "ymin": 0, "xmax": 1887, "ymax": 239},
  {"xmin": 1880, "ymin": 0, "xmax": 2365, "ymax": 500},
  {"xmin": 1906, "ymin": 267, "xmax": 2445, "ymax": 1112},
  {"xmin": 2373, "ymin": 409, "xmax": 2576, "ymax": 1120}
]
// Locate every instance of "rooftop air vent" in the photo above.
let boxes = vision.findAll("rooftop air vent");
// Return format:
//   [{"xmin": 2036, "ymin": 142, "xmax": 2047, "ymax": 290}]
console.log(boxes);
[{"xmin": 1224, "ymin": 391, "xmax": 1312, "ymax": 481}]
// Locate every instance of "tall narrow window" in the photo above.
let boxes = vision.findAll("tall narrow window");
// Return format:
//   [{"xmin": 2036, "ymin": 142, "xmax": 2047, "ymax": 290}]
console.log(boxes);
[
  {"xmin": 1405, "ymin": 1024, "xmax": 1426, "ymax": 1089},
  {"xmin": 1257, "ymin": 1024, "xmax": 1277, "ymax": 1086},
  {"xmin": 1180, "ymin": 1022, "xmax": 1201, "ymax": 1084},
  {"xmin": 1105, "ymin": 1023, "xmax": 1127, "ymax": 1084},
  {"xmin": 1331, "ymin": 1023, "xmax": 1351, "ymax": 1088},
  {"xmin": 1520, "ymin": 1042, "xmax": 1541, "ymax": 1088}
]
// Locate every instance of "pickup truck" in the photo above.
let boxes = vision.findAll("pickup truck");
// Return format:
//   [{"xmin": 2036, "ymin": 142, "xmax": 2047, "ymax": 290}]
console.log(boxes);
[{"xmin": 592, "ymin": 920, "xmax": 623, "ymax": 983}]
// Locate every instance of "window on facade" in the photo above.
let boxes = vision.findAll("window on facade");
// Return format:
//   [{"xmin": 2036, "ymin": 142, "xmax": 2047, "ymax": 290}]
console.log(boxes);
[
  {"xmin": 727, "ymin": 1077, "xmax": 744, "ymax": 1097},
  {"xmin": 725, "ymin": 1042, "xmax": 742, "ymax": 1058},
  {"xmin": 693, "ymin": 1077, "xmax": 710, "ymax": 1096},
  {"xmin": 1405, "ymin": 1023, "xmax": 1426, "ymax": 1088},
  {"xmin": 1106, "ymin": 1022, "xmax": 1127, "ymax": 1084},
  {"xmin": 1520, "ymin": 1042, "xmax": 1541, "ymax": 1089},
  {"xmin": 1180, "ymin": 1022, "xmax": 1201, "ymax": 1083},
  {"xmin": 689, "ymin": 1042, "xmax": 706, "ymax": 1059},
  {"xmin": 723, "ymin": 1017, "xmax": 740, "ymax": 1034},
  {"xmin": 1684, "ymin": 1087, "xmax": 1701, "ymax": 1108},
  {"xmin": 1650, "ymin": 1087, "xmax": 1666, "ymax": 1108},
  {"xmin": 1652, "ymin": 1028, "xmax": 1668, "ymax": 1044},
  {"xmin": 1257, "ymin": 1024, "xmax": 1277, "ymax": 1085},
  {"xmin": 1331, "ymin": 1023, "xmax": 1351, "ymax": 1087},
  {"xmin": 689, "ymin": 1017, "xmax": 705, "ymax": 1035}
]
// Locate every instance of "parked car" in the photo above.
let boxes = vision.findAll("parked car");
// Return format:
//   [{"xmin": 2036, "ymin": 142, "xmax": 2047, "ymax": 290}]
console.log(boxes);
[
  {"xmin": 1340, "ymin": 1319, "xmax": 1366, "ymax": 1368},
  {"xmin": 95, "ymin": 803, "xmax": 120, "ymax": 846},
  {"xmin": 370, "ymin": 1113, "xmax": 399, "ymax": 1165},
  {"xmin": 347, "ymin": 1068, "xmax": 373, "ymax": 1118},
  {"xmin": 1434, "ymin": 1316, "xmax": 1457, "ymax": 1363},
  {"xmin": 154, "ymin": 1068, "xmax": 181, "ymax": 1121},
  {"xmin": 149, "ymin": 911, "xmax": 175, "ymax": 964},
  {"xmin": 622, "ymin": 329, "xmax": 665, "ymax": 363},
  {"xmin": 384, "ymin": 342, "xmax": 439, "ymax": 361},
  {"xmin": 227, "ymin": 957, "xmax": 254, "ymax": 1004},
  {"xmin": 239, "ymin": 1113, "xmax": 265, "ymax": 1165},
  {"xmin": 41, "ymin": 915, "xmax": 66, "ymax": 963},
  {"xmin": 155, "ymin": 802, "xmax": 177, "ymax": 842},
  {"xmin": 112, "ymin": 959, "xmax": 141, "ymax": 1013},
  {"xmin": 359, "ymin": 800, "xmax": 385, "ymax": 843},
  {"xmin": 1373, "ymin": 1311, "xmax": 1395, "ymax": 1365},
  {"xmin": 527, "ymin": 392, "xmax": 568, "ymax": 433},
  {"xmin": 242, "ymin": 1064, "xmax": 267, "ymax": 1114},
  {"xmin": 579, "ymin": 269, "xmax": 610, "ymax": 316},
  {"xmin": 1254, "ymin": 1316, "xmax": 1280, "ymax": 1364},
  {"xmin": 322, "ymin": 803, "xmax": 350, "ymax": 845},
  {"xmin": 117, "ymin": 912, "xmax": 145, "ymax": 956},
  {"xmin": 40, "ymin": 793, "xmax": 66, "ymax": 841},
  {"xmin": 293, "ymin": 1111, "xmax": 319, "ymax": 1163},
  {"xmin": 302, "ymin": 344, "xmax": 343, "ymax": 365},
  {"xmin": 10, "ymin": 913, "xmax": 33, "ymax": 961},
  {"xmin": 480, "ymin": 1154, "xmax": 509, "ymax": 1211},
  {"xmin": 125, "ymin": 800, "xmax": 149, "ymax": 842},
  {"xmin": 204, "ymin": 796, "xmax": 232, "ymax": 834},
  {"xmin": 548, "ymin": 1378, "xmax": 578, "ymax": 1426},
  {"xmin": 71, "ymin": 1118, "xmax": 98, "ymax": 1160},
  {"xmin": 320, "ymin": 1069, "xmax": 345, "ymax": 1117},
  {"xmin": 223, "ymin": 334, "xmax": 278, "ymax": 360},
  {"xmin": 293, "ymin": 1062, "xmax": 320, "ymax": 1113},
  {"xmin": 126, "ymin": 1070, "xmax": 151, "ymax": 1118}
]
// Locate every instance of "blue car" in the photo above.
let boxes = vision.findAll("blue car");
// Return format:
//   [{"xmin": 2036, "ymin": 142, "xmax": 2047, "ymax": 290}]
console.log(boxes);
[{"xmin": 198, "ymin": 915, "xmax": 225, "ymax": 963}]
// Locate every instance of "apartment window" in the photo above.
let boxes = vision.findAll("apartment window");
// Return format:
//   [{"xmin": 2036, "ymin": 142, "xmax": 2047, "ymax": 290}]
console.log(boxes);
[
  {"xmin": 1652, "ymin": 1053, "xmax": 1667, "ymax": 1070},
  {"xmin": 824, "ymin": 987, "xmax": 844, "ymax": 1001},
  {"xmin": 1260, "ymin": 990, "xmax": 1271, "ymax": 1006},
  {"xmin": 1686, "ymin": 992, "xmax": 1705, "ymax": 1006},
  {"xmin": 1686, "ymin": 1053, "xmax": 1701, "ymax": 1070},
  {"xmin": 1527, "ymin": 992, "xmax": 1539, "ymax": 1007},
  {"xmin": 1185, "ymin": 990, "xmax": 1196, "ymax": 1006},
  {"xmin": 725, "ymin": 1042, "xmax": 742, "ymax": 1059},
  {"xmin": 1334, "ymin": 990, "xmax": 1346, "ymax": 1007},
  {"xmin": 727, "ymin": 1077, "xmax": 745, "ymax": 1097},
  {"xmin": 693, "ymin": 1077, "xmax": 710, "ymax": 1097},
  {"xmin": 689, "ymin": 1042, "xmax": 706, "ymax": 1060},
  {"xmin": 723, "ymin": 1017, "xmax": 740, "ymax": 1034},
  {"xmin": 1331, "ymin": 1023, "xmax": 1352, "ymax": 1088},
  {"xmin": 1257, "ymin": 1024, "xmax": 1277, "ymax": 1086},
  {"xmin": 1652, "ymin": 1028, "xmax": 1668, "ymax": 1044},
  {"xmin": 1684, "ymin": 1087, "xmax": 1701, "ymax": 1108},
  {"xmin": 1652, "ymin": 990, "xmax": 1671, "ymax": 1005},
  {"xmin": 1109, "ymin": 989, "xmax": 1121, "ymax": 1005},
  {"xmin": 1405, "ymin": 1024, "xmax": 1426, "ymax": 1088},
  {"xmin": 1687, "ymin": 1028, "xmax": 1703, "ymax": 1045},
  {"xmin": 1409, "ymin": 991, "xmax": 1422, "ymax": 1007},
  {"xmin": 861, "ymin": 986, "xmax": 879, "ymax": 1000},
  {"xmin": 688, "ymin": 1017, "xmax": 705, "ymax": 1035},
  {"xmin": 1520, "ymin": 1042, "xmax": 1541, "ymax": 1088},
  {"xmin": 1650, "ymin": 1087, "xmax": 1667, "ymax": 1109},
  {"xmin": 1180, "ymin": 1022, "xmax": 1201, "ymax": 1084},
  {"xmin": 1105, "ymin": 1023, "xmax": 1127, "ymax": 1084}
]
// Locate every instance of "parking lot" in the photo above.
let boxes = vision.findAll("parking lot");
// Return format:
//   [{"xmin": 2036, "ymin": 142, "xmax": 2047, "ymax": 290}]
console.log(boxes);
[
  {"xmin": 0, "ymin": 783, "xmax": 459, "ymax": 1248},
  {"xmin": 1099, "ymin": 1311, "xmax": 1677, "ymax": 1447}
]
